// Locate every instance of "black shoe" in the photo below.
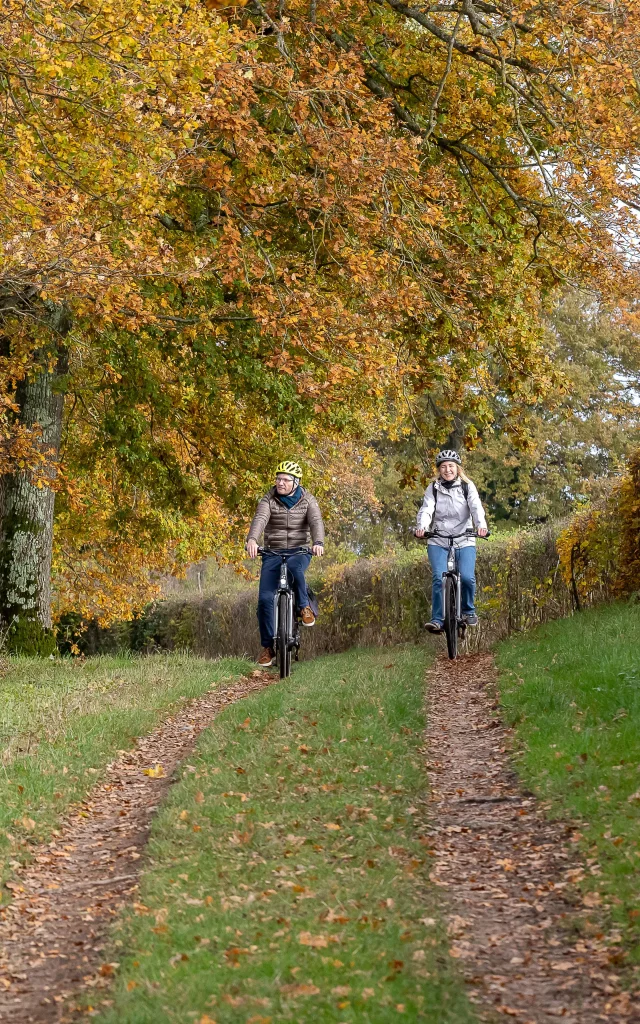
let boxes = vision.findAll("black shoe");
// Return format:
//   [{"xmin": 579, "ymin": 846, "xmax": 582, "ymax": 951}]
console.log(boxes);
[
  {"xmin": 425, "ymin": 620, "xmax": 444, "ymax": 633},
  {"xmin": 465, "ymin": 614, "xmax": 478, "ymax": 627}
]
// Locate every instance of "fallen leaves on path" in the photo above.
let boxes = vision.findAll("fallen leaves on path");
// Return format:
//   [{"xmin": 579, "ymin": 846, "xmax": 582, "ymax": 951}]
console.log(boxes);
[
  {"xmin": 0, "ymin": 670, "xmax": 276, "ymax": 1023},
  {"xmin": 424, "ymin": 654, "xmax": 640, "ymax": 1024}
]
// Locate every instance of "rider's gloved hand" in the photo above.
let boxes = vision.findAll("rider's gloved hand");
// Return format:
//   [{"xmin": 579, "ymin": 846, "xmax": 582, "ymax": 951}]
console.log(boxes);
[
  {"xmin": 246, "ymin": 539, "xmax": 259, "ymax": 559},
  {"xmin": 312, "ymin": 544, "xmax": 324, "ymax": 557}
]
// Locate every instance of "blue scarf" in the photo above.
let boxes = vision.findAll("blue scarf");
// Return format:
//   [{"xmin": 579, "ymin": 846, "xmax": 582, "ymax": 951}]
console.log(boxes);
[{"xmin": 276, "ymin": 484, "xmax": 302, "ymax": 509}]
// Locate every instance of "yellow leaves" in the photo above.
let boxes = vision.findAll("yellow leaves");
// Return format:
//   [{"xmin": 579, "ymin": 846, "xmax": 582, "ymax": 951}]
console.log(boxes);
[
  {"xmin": 583, "ymin": 891, "xmax": 602, "ymax": 908},
  {"xmin": 4, "ymin": 0, "xmax": 639, "ymax": 630},
  {"xmin": 154, "ymin": 907, "xmax": 169, "ymax": 926},
  {"xmin": 322, "ymin": 908, "xmax": 349, "ymax": 924},
  {"xmin": 280, "ymin": 982, "xmax": 320, "ymax": 997},
  {"xmin": 558, "ymin": 445, "xmax": 640, "ymax": 603},
  {"xmin": 298, "ymin": 932, "xmax": 330, "ymax": 948},
  {"xmin": 143, "ymin": 764, "xmax": 165, "ymax": 778},
  {"xmin": 324, "ymin": 822, "xmax": 341, "ymax": 831},
  {"xmin": 496, "ymin": 858, "xmax": 516, "ymax": 873}
]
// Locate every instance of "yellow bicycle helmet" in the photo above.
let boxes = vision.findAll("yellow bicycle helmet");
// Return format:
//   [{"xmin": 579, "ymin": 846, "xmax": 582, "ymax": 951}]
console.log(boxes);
[{"xmin": 275, "ymin": 459, "xmax": 303, "ymax": 479}]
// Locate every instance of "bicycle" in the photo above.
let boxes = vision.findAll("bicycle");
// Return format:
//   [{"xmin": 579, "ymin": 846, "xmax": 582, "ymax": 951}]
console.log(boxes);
[
  {"xmin": 418, "ymin": 529, "xmax": 489, "ymax": 660},
  {"xmin": 258, "ymin": 547, "xmax": 311, "ymax": 678}
]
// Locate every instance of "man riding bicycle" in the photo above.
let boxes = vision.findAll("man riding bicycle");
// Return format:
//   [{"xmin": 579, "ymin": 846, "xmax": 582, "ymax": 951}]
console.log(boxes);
[
  {"xmin": 415, "ymin": 449, "xmax": 488, "ymax": 633},
  {"xmin": 246, "ymin": 460, "xmax": 325, "ymax": 666}
]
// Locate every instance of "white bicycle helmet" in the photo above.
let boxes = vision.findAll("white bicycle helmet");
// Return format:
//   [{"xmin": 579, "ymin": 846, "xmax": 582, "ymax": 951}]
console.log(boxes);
[{"xmin": 435, "ymin": 449, "xmax": 462, "ymax": 466}]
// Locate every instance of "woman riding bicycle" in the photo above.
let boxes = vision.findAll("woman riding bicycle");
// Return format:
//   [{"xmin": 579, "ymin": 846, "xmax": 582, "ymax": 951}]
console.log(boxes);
[
  {"xmin": 415, "ymin": 450, "xmax": 488, "ymax": 634},
  {"xmin": 246, "ymin": 460, "xmax": 325, "ymax": 666}
]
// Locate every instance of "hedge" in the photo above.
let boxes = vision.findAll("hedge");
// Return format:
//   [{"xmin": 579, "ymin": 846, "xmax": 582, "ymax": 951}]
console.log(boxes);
[{"xmin": 72, "ymin": 524, "xmax": 594, "ymax": 658}]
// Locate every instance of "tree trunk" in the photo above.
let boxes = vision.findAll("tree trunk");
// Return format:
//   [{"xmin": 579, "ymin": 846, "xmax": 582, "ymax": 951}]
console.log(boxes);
[
  {"xmin": 0, "ymin": 335, "xmax": 68, "ymax": 653},
  {"xmin": 444, "ymin": 413, "xmax": 466, "ymax": 453}
]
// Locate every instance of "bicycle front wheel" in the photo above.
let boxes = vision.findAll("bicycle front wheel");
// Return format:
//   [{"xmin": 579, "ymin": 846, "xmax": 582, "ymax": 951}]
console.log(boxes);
[
  {"xmin": 277, "ymin": 592, "xmax": 292, "ymax": 679},
  {"xmin": 443, "ymin": 574, "xmax": 458, "ymax": 660}
]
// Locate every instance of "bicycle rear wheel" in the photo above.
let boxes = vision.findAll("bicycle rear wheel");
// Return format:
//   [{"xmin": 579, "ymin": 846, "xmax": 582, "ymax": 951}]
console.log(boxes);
[
  {"xmin": 443, "ymin": 574, "xmax": 458, "ymax": 660},
  {"xmin": 277, "ymin": 592, "xmax": 292, "ymax": 679}
]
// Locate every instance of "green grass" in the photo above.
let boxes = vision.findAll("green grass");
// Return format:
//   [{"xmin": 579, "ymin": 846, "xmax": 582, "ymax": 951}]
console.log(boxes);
[
  {"xmin": 496, "ymin": 601, "xmax": 640, "ymax": 960},
  {"xmin": 91, "ymin": 647, "xmax": 476, "ymax": 1024},
  {"xmin": 0, "ymin": 653, "xmax": 251, "ymax": 884}
]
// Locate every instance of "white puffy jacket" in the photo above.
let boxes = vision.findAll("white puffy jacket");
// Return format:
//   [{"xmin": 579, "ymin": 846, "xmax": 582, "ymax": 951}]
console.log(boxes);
[{"xmin": 416, "ymin": 477, "xmax": 487, "ymax": 549}]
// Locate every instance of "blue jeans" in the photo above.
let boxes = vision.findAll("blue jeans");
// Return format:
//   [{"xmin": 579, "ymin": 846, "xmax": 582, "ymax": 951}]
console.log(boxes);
[
  {"xmin": 257, "ymin": 550, "xmax": 312, "ymax": 648},
  {"xmin": 428, "ymin": 544, "xmax": 477, "ymax": 625}
]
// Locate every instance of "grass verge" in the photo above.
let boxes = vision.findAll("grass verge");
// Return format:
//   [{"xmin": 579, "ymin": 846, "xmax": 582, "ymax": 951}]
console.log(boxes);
[
  {"xmin": 496, "ymin": 601, "xmax": 640, "ymax": 963},
  {"xmin": 0, "ymin": 654, "xmax": 251, "ymax": 884},
  {"xmin": 91, "ymin": 647, "xmax": 476, "ymax": 1024}
]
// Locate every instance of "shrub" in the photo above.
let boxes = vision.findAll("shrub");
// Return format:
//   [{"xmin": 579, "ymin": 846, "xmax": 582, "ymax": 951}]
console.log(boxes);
[
  {"xmin": 558, "ymin": 447, "xmax": 640, "ymax": 608},
  {"xmin": 98, "ymin": 525, "xmax": 576, "ymax": 658}
]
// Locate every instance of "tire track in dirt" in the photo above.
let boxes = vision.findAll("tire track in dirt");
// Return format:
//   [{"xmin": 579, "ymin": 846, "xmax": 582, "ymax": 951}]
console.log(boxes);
[
  {"xmin": 425, "ymin": 653, "xmax": 639, "ymax": 1024},
  {"xmin": 0, "ymin": 669, "xmax": 276, "ymax": 1023}
]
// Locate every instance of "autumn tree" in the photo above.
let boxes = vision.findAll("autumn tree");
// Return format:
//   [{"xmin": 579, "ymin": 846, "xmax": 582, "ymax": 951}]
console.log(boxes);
[
  {"xmin": 343, "ymin": 292, "xmax": 640, "ymax": 548},
  {"xmin": 2, "ymin": 0, "xmax": 640, "ymax": 643},
  {"xmin": 466, "ymin": 294, "xmax": 640, "ymax": 522}
]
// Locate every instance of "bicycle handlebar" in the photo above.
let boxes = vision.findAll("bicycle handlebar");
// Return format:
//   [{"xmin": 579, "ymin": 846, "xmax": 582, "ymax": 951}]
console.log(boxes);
[
  {"xmin": 257, "ymin": 546, "xmax": 312, "ymax": 557},
  {"xmin": 415, "ymin": 529, "xmax": 491, "ymax": 539}
]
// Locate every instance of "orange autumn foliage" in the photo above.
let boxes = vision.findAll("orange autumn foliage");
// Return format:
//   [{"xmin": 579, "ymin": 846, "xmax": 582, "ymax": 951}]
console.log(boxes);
[
  {"xmin": 558, "ymin": 447, "xmax": 640, "ymax": 606},
  {"xmin": 2, "ymin": 0, "xmax": 640, "ymax": 620}
]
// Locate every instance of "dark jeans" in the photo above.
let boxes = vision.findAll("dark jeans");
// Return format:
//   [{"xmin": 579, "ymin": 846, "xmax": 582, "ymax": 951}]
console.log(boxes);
[
  {"xmin": 427, "ymin": 543, "xmax": 477, "ymax": 625},
  {"xmin": 257, "ymin": 550, "xmax": 312, "ymax": 648}
]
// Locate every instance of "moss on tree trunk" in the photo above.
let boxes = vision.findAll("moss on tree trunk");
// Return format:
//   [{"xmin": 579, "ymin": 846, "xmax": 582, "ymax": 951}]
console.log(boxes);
[{"xmin": 0, "ymin": 330, "xmax": 68, "ymax": 656}]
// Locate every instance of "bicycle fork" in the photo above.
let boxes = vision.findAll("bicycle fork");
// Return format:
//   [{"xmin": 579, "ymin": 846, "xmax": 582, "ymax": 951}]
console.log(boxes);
[
  {"xmin": 444, "ymin": 547, "xmax": 463, "ymax": 629},
  {"xmin": 272, "ymin": 564, "xmax": 299, "ymax": 653},
  {"xmin": 272, "ymin": 563, "xmax": 290, "ymax": 646}
]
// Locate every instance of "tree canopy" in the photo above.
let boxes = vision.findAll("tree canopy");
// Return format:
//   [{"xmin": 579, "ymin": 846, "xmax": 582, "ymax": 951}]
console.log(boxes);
[{"xmin": 2, "ymin": 0, "xmax": 640, "ymax": 625}]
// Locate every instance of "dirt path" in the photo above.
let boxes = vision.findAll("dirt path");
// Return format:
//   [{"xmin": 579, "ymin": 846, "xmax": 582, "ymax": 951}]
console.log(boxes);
[
  {"xmin": 425, "ymin": 653, "xmax": 639, "ymax": 1024},
  {"xmin": 0, "ymin": 669, "xmax": 275, "ymax": 1024}
]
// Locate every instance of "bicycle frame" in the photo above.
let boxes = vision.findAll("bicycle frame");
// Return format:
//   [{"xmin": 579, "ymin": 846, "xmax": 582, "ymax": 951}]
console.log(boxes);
[
  {"xmin": 258, "ymin": 547, "xmax": 310, "ymax": 673},
  {"xmin": 273, "ymin": 556, "xmax": 295, "ymax": 652},
  {"xmin": 444, "ymin": 537, "xmax": 463, "ymax": 628},
  {"xmin": 417, "ymin": 529, "xmax": 489, "ymax": 659}
]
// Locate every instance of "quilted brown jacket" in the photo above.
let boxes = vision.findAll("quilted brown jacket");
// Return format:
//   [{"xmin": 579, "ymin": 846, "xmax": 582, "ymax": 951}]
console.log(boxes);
[{"xmin": 247, "ymin": 487, "xmax": 325, "ymax": 549}]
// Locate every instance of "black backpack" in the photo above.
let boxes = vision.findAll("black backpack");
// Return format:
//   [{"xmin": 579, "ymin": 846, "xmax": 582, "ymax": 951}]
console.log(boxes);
[{"xmin": 432, "ymin": 478, "xmax": 469, "ymax": 510}]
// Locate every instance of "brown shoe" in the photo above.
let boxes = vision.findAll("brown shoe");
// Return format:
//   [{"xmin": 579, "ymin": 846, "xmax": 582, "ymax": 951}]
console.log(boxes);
[
  {"xmin": 300, "ymin": 606, "xmax": 316, "ymax": 627},
  {"xmin": 257, "ymin": 647, "xmax": 275, "ymax": 667}
]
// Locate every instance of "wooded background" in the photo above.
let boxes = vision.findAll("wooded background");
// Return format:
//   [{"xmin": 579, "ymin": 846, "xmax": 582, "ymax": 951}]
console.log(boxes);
[{"xmin": 2, "ymin": 0, "xmax": 640, "ymax": 650}]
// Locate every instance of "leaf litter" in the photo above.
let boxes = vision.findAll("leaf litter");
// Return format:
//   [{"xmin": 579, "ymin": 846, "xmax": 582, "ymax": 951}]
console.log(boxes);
[
  {"xmin": 0, "ymin": 670, "xmax": 275, "ymax": 1023},
  {"xmin": 425, "ymin": 653, "xmax": 639, "ymax": 1024}
]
